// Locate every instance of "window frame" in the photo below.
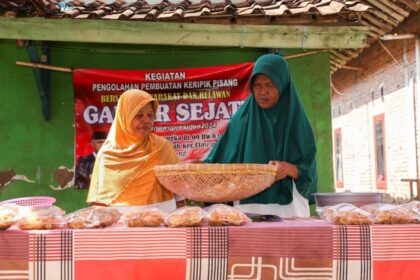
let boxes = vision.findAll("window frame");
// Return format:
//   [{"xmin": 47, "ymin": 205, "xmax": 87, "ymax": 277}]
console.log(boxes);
[
  {"xmin": 373, "ymin": 114, "xmax": 387, "ymax": 189},
  {"xmin": 334, "ymin": 128, "xmax": 344, "ymax": 188}
]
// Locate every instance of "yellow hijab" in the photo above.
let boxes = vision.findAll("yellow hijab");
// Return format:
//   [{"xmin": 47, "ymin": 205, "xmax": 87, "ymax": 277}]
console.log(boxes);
[{"xmin": 87, "ymin": 90, "xmax": 178, "ymax": 205}]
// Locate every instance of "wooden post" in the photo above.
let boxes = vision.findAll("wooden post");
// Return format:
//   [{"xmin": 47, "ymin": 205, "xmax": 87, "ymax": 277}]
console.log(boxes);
[{"xmin": 401, "ymin": 178, "xmax": 420, "ymax": 200}]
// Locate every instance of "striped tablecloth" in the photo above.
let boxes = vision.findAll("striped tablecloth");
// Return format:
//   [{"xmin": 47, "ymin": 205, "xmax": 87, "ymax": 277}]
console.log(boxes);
[{"xmin": 1, "ymin": 219, "xmax": 420, "ymax": 280}]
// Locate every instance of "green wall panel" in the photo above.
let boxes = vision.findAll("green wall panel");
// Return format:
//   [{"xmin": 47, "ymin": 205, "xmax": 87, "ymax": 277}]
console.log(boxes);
[
  {"xmin": 287, "ymin": 51, "xmax": 334, "ymax": 196},
  {"xmin": 0, "ymin": 40, "xmax": 333, "ymax": 213}
]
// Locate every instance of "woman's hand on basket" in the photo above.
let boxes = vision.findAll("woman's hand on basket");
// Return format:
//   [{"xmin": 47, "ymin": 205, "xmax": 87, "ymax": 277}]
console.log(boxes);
[{"xmin": 268, "ymin": 161, "xmax": 298, "ymax": 181}]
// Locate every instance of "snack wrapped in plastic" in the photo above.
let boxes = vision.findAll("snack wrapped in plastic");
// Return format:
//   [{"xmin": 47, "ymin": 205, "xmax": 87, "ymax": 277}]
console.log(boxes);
[
  {"xmin": 66, "ymin": 206, "xmax": 121, "ymax": 229},
  {"xmin": 400, "ymin": 201, "xmax": 420, "ymax": 216},
  {"xmin": 316, "ymin": 203, "xmax": 353, "ymax": 219},
  {"xmin": 361, "ymin": 203, "xmax": 417, "ymax": 224},
  {"xmin": 360, "ymin": 203, "xmax": 384, "ymax": 214},
  {"xmin": 0, "ymin": 204, "xmax": 21, "ymax": 230},
  {"xmin": 164, "ymin": 206, "xmax": 206, "ymax": 227},
  {"xmin": 207, "ymin": 204, "xmax": 251, "ymax": 226},
  {"xmin": 18, "ymin": 205, "xmax": 66, "ymax": 230},
  {"xmin": 124, "ymin": 208, "xmax": 164, "ymax": 227},
  {"xmin": 333, "ymin": 210, "xmax": 374, "ymax": 225},
  {"xmin": 318, "ymin": 203, "xmax": 374, "ymax": 225}
]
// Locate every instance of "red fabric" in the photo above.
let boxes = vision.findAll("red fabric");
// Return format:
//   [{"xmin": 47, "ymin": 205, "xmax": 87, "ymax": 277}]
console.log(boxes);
[
  {"xmin": 75, "ymin": 259, "xmax": 186, "ymax": 280},
  {"xmin": 374, "ymin": 260, "xmax": 420, "ymax": 280}
]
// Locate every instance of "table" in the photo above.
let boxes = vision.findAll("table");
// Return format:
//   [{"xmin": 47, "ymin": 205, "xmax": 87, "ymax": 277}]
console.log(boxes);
[{"xmin": 1, "ymin": 219, "xmax": 420, "ymax": 280}]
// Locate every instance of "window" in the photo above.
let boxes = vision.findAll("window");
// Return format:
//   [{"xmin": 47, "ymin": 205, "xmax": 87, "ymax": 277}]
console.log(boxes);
[
  {"xmin": 334, "ymin": 128, "xmax": 343, "ymax": 188},
  {"xmin": 374, "ymin": 114, "xmax": 387, "ymax": 189},
  {"xmin": 380, "ymin": 84, "xmax": 384, "ymax": 101}
]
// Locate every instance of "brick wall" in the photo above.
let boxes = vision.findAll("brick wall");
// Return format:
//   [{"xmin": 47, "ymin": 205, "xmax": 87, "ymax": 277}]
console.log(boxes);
[{"xmin": 331, "ymin": 35, "xmax": 417, "ymax": 202}]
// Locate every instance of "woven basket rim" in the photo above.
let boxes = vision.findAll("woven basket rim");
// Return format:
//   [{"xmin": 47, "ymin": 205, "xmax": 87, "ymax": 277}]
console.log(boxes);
[
  {"xmin": 154, "ymin": 164, "xmax": 277, "ymax": 202},
  {"xmin": 154, "ymin": 163, "xmax": 277, "ymax": 175}
]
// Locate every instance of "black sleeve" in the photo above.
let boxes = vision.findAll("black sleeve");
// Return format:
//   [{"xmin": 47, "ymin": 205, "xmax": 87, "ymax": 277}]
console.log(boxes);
[{"xmin": 75, "ymin": 155, "xmax": 94, "ymax": 189}]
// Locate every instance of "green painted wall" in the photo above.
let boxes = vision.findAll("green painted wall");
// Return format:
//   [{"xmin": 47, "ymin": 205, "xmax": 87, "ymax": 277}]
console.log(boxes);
[
  {"xmin": 0, "ymin": 40, "xmax": 333, "ymax": 213},
  {"xmin": 287, "ymin": 52, "xmax": 335, "ymax": 213}
]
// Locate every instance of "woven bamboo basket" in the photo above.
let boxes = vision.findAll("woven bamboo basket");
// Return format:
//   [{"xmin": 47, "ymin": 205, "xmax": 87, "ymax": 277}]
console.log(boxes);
[{"xmin": 154, "ymin": 163, "xmax": 277, "ymax": 202}]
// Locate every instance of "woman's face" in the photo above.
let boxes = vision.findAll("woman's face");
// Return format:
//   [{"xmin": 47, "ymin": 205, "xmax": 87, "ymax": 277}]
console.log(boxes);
[
  {"xmin": 252, "ymin": 74, "xmax": 279, "ymax": 109},
  {"xmin": 130, "ymin": 102, "xmax": 155, "ymax": 138}
]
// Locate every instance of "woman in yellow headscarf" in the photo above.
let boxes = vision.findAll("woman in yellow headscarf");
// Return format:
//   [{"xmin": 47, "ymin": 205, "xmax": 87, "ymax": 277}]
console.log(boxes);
[{"xmin": 87, "ymin": 89, "xmax": 179, "ymax": 210}]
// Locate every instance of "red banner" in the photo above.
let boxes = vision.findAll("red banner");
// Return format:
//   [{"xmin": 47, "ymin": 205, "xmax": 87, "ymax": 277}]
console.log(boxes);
[{"xmin": 73, "ymin": 62, "xmax": 253, "ymax": 162}]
